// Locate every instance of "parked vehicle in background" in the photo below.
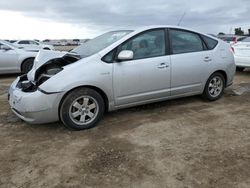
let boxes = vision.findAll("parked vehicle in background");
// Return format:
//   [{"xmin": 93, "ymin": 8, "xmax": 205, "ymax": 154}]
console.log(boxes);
[
  {"xmin": 218, "ymin": 34, "xmax": 245, "ymax": 45},
  {"xmin": 9, "ymin": 25, "xmax": 235, "ymax": 130},
  {"xmin": 80, "ymin": 39, "xmax": 90, "ymax": 45},
  {"xmin": 0, "ymin": 40, "xmax": 37, "ymax": 74},
  {"xmin": 72, "ymin": 39, "xmax": 80, "ymax": 46},
  {"xmin": 232, "ymin": 37, "xmax": 250, "ymax": 71},
  {"xmin": 14, "ymin": 40, "xmax": 54, "ymax": 50},
  {"xmin": 9, "ymin": 40, "xmax": 17, "ymax": 43},
  {"xmin": 208, "ymin": 34, "xmax": 218, "ymax": 38}
]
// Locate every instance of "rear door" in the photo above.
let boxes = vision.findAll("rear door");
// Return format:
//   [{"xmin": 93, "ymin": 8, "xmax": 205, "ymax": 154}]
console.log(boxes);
[
  {"xmin": 113, "ymin": 29, "xmax": 171, "ymax": 106},
  {"xmin": 169, "ymin": 29, "xmax": 213, "ymax": 96}
]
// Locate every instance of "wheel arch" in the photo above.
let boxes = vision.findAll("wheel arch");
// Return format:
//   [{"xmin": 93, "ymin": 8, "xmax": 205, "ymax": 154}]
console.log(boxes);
[
  {"xmin": 21, "ymin": 57, "xmax": 35, "ymax": 72},
  {"xmin": 211, "ymin": 70, "xmax": 228, "ymax": 86},
  {"xmin": 58, "ymin": 85, "xmax": 109, "ymax": 121}
]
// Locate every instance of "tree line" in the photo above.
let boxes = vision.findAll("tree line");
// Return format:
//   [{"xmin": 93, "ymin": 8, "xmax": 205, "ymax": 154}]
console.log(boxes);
[{"xmin": 218, "ymin": 28, "xmax": 250, "ymax": 36}]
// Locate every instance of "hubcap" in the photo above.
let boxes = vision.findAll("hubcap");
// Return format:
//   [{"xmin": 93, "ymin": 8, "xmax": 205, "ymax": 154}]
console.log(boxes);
[
  {"xmin": 69, "ymin": 96, "xmax": 99, "ymax": 126},
  {"xmin": 208, "ymin": 76, "xmax": 223, "ymax": 98}
]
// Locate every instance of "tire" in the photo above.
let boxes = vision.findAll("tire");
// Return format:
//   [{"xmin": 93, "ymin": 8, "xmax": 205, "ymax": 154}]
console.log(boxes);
[
  {"xmin": 21, "ymin": 58, "xmax": 34, "ymax": 74},
  {"xmin": 60, "ymin": 88, "xmax": 105, "ymax": 130},
  {"xmin": 202, "ymin": 72, "xmax": 225, "ymax": 101},
  {"xmin": 236, "ymin": 67, "xmax": 245, "ymax": 71}
]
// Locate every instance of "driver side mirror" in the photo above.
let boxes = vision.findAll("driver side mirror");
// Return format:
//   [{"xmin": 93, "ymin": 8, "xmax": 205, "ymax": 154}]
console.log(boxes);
[{"xmin": 118, "ymin": 50, "xmax": 134, "ymax": 61}]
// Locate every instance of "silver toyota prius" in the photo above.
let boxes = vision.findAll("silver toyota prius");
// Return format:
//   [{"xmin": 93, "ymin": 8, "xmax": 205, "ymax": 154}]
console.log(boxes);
[{"xmin": 8, "ymin": 26, "xmax": 235, "ymax": 130}]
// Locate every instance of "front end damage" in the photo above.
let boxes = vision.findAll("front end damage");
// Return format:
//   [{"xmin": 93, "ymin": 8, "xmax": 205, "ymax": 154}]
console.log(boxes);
[
  {"xmin": 20, "ymin": 51, "xmax": 80, "ymax": 92},
  {"xmin": 8, "ymin": 50, "xmax": 81, "ymax": 124}
]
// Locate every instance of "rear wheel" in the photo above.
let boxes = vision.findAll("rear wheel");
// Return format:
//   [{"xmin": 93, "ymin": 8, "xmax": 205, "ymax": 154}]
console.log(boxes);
[
  {"xmin": 202, "ymin": 72, "xmax": 225, "ymax": 101},
  {"xmin": 21, "ymin": 58, "xmax": 34, "ymax": 74},
  {"xmin": 60, "ymin": 88, "xmax": 105, "ymax": 130}
]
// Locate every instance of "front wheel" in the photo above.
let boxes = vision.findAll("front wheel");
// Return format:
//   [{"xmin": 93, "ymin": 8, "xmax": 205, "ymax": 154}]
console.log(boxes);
[
  {"xmin": 60, "ymin": 88, "xmax": 105, "ymax": 130},
  {"xmin": 202, "ymin": 72, "xmax": 225, "ymax": 101}
]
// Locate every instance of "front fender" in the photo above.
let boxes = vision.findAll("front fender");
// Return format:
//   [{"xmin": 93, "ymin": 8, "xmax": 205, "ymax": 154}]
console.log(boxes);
[{"xmin": 39, "ymin": 61, "xmax": 114, "ymax": 102}]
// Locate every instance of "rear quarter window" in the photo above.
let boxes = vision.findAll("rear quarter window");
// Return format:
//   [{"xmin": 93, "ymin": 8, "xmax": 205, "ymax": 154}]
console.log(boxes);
[{"xmin": 202, "ymin": 35, "xmax": 218, "ymax": 50}]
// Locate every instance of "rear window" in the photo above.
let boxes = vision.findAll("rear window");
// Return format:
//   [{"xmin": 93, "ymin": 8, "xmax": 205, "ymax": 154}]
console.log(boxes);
[
  {"xmin": 239, "ymin": 37, "xmax": 250, "ymax": 42},
  {"xmin": 219, "ymin": 37, "xmax": 235, "ymax": 42},
  {"xmin": 202, "ymin": 35, "xmax": 218, "ymax": 50},
  {"xmin": 18, "ymin": 40, "xmax": 30, "ymax": 44},
  {"xmin": 169, "ymin": 29, "xmax": 204, "ymax": 54}
]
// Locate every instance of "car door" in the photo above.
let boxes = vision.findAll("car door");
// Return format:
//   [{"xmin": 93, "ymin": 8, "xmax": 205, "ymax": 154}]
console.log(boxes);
[
  {"xmin": 0, "ymin": 43, "xmax": 18, "ymax": 73},
  {"xmin": 169, "ymin": 29, "xmax": 212, "ymax": 96},
  {"xmin": 113, "ymin": 29, "xmax": 171, "ymax": 106}
]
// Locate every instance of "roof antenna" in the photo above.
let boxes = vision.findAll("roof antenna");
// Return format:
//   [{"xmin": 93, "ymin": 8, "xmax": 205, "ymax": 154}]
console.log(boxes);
[{"xmin": 177, "ymin": 12, "xmax": 186, "ymax": 26}]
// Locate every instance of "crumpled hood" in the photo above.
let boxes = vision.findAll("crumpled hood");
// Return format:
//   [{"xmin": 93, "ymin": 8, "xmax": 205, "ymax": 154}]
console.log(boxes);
[{"xmin": 27, "ymin": 50, "xmax": 68, "ymax": 82}]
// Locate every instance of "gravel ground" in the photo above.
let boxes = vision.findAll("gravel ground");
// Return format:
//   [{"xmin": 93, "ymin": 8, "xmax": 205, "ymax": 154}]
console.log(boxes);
[{"xmin": 0, "ymin": 70, "xmax": 249, "ymax": 188}]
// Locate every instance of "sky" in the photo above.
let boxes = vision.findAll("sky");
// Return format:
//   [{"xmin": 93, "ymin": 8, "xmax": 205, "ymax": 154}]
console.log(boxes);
[{"xmin": 0, "ymin": 0, "xmax": 250, "ymax": 40}]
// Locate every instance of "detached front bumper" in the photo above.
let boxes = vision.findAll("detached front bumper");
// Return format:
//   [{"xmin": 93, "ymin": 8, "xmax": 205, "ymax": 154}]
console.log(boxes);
[
  {"xmin": 8, "ymin": 77, "xmax": 63, "ymax": 124},
  {"xmin": 234, "ymin": 55, "xmax": 250, "ymax": 68}
]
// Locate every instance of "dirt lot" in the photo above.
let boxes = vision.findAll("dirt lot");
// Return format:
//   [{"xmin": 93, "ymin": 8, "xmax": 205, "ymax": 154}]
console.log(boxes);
[{"xmin": 0, "ymin": 71, "xmax": 250, "ymax": 188}]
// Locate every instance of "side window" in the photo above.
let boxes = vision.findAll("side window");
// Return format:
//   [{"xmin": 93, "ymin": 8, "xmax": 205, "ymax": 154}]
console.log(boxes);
[
  {"xmin": 102, "ymin": 50, "xmax": 115, "ymax": 63},
  {"xmin": 119, "ymin": 29, "xmax": 166, "ymax": 60},
  {"xmin": 30, "ymin": 41, "xmax": 39, "ymax": 45},
  {"xmin": 201, "ymin": 35, "xmax": 218, "ymax": 50},
  {"xmin": 170, "ymin": 29, "xmax": 204, "ymax": 54},
  {"xmin": 18, "ymin": 40, "xmax": 29, "ymax": 44}
]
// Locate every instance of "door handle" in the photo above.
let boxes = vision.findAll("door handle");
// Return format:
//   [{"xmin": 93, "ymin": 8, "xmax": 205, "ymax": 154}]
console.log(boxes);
[
  {"xmin": 157, "ymin": 63, "xmax": 169, "ymax": 69},
  {"xmin": 204, "ymin": 57, "xmax": 212, "ymax": 62}
]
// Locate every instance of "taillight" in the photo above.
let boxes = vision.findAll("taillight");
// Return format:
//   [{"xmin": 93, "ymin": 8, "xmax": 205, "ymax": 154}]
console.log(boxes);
[{"xmin": 232, "ymin": 37, "xmax": 237, "ymax": 44}]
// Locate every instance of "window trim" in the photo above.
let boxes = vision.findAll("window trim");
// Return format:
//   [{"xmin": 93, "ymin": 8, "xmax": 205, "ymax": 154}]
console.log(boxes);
[
  {"xmin": 168, "ymin": 28, "xmax": 208, "ymax": 55},
  {"xmin": 101, "ymin": 28, "xmax": 218, "ymax": 63},
  {"xmin": 200, "ymin": 34, "xmax": 218, "ymax": 50},
  {"xmin": 101, "ymin": 48, "xmax": 117, "ymax": 63},
  {"xmin": 101, "ymin": 28, "xmax": 171, "ymax": 63}
]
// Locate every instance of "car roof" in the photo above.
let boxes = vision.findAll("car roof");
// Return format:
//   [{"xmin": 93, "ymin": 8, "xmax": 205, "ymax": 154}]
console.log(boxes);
[
  {"xmin": 125, "ymin": 25, "xmax": 218, "ymax": 40},
  {"xmin": 121, "ymin": 25, "xmax": 204, "ymax": 33}
]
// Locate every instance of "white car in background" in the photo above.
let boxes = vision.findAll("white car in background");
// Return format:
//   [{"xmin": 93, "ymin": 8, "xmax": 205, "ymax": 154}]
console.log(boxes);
[
  {"xmin": 14, "ymin": 40, "xmax": 54, "ymax": 51},
  {"xmin": 0, "ymin": 40, "xmax": 37, "ymax": 74},
  {"xmin": 218, "ymin": 35, "xmax": 245, "ymax": 45},
  {"xmin": 232, "ymin": 37, "xmax": 250, "ymax": 71}
]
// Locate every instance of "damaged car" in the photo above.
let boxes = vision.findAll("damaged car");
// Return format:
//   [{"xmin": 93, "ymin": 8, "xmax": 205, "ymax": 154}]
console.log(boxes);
[{"xmin": 8, "ymin": 26, "xmax": 235, "ymax": 130}]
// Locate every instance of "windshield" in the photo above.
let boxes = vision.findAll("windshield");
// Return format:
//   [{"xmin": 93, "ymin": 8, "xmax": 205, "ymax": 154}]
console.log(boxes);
[
  {"xmin": 0, "ymin": 40, "xmax": 18, "ymax": 49},
  {"xmin": 71, "ymin": 30, "xmax": 133, "ymax": 57}
]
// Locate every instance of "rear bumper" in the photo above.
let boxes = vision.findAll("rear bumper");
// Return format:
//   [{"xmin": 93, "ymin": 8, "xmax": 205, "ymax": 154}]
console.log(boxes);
[{"xmin": 234, "ymin": 55, "xmax": 250, "ymax": 67}]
